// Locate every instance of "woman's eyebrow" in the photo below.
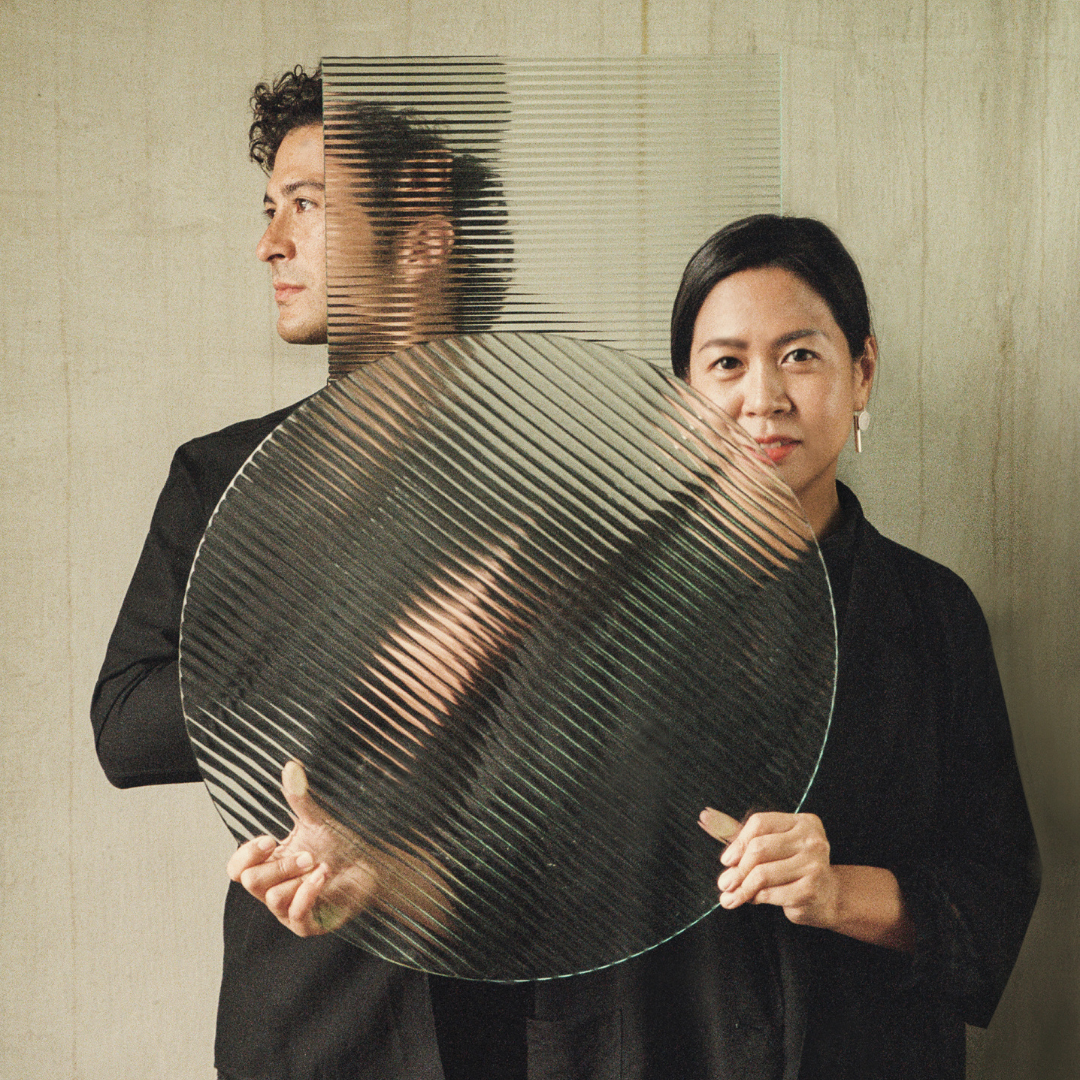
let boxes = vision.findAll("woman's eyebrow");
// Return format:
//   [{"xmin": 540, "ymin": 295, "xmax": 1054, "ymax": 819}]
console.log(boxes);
[
  {"xmin": 700, "ymin": 336, "xmax": 748, "ymax": 349},
  {"xmin": 775, "ymin": 328, "xmax": 822, "ymax": 347},
  {"xmin": 698, "ymin": 328, "xmax": 823, "ymax": 350}
]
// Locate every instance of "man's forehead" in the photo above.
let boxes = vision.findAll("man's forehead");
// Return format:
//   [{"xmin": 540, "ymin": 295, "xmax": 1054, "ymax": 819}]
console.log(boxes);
[{"xmin": 265, "ymin": 124, "xmax": 325, "ymax": 195}]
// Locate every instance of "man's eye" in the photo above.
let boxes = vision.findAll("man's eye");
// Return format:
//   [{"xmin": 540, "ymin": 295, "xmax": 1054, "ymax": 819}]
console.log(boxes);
[
  {"xmin": 296, "ymin": 198, "xmax": 315, "ymax": 211},
  {"xmin": 785, "ymin": 348, "xmax": 815, "ymax": 363}
]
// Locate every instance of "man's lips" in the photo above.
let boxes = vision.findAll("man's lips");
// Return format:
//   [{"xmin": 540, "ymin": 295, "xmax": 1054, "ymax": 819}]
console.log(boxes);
[
  {"xmin": 755, "ymin": 436, "xmax": 799, "ymax": 464},
  {"xmin": 273, "ymin": 283, "xmax": 304, "ymax": 303}
]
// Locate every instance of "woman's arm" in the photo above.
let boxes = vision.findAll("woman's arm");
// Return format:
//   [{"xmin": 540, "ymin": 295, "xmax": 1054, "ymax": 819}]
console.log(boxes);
[{"xmin": 699, "ymin": 808, "xmax": 915, "ymax": 952}]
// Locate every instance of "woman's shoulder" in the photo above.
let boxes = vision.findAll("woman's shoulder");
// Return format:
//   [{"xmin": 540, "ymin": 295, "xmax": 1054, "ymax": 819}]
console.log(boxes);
[
  {"xmin": 866, "ymin": 526, "xmax": 973, "ymax": 593},
  {"xmin": 853, "ymin": 509, "xmax": 991, "ymax": 652},
  {"xmin": 840, "ymin": 483, "xmax": 973, "ymax": 591}
]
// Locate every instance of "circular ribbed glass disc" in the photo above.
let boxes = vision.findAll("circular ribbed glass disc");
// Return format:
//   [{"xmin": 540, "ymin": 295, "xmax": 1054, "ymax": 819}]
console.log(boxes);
[{"xmin": 180, "ymin": 332, "xmax": 835, "ymax": 980}]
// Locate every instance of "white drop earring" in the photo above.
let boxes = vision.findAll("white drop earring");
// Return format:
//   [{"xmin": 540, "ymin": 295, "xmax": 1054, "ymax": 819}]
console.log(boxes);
[{"xmin": 853, "ymin": 409, "xmax": 870, "ymax": 453}]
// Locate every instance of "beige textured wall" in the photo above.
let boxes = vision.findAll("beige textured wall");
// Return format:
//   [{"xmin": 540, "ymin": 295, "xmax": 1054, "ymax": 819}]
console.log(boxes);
[{"xmin": 2, "ymin": 2, "xmax": 1076, "ymax": 1077}]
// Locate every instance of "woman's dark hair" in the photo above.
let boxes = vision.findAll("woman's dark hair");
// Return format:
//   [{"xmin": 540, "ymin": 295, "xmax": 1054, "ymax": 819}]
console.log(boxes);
[{"xmin": 670, "ymin": 215, "xmax": 873, "ymax": 379}]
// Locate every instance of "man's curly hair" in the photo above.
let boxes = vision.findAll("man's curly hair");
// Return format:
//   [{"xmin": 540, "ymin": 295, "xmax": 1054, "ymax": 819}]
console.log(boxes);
[{"xmin": 249, "ymin": 65, "xmax": 323, "ymax": 172}]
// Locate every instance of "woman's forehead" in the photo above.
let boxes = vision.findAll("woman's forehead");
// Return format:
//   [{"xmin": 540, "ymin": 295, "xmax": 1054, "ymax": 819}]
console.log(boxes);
[{"xmin": 694, "ymin": 268, "xmax": 843, "ymax": 341}]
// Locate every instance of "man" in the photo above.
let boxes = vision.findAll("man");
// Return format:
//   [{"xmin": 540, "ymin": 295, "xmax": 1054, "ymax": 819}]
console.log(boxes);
[
  {"xmin": 91, "ymin": 65, "xmax": 516, "ymax": 1080},
  {"xmin": 93, "ymin": 65, "xmax": 801, "ymax": 1080}
]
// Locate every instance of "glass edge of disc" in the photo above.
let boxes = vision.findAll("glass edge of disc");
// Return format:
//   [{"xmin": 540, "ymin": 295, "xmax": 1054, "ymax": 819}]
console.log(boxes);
[
  {"xmin": 178, "ymin": 410, "xmax": 301, "ymax": 843},
  {"xmin": 793, "ymin": 540, "xmax": 838, "ymax": 814},
  {"xmin": 334, "ymin": 895, "xmax": 727, "ymax": 984}
]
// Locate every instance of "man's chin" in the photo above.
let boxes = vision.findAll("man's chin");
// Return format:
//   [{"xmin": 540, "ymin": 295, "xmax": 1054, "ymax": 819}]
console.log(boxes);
[{"xmin": 277, "ymin": 318, "xmax": 329, "ymax": 346}]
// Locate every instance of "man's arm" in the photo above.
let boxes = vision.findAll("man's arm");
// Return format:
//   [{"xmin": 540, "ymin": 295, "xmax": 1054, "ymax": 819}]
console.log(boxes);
[
  {"xmin": 92, "ymin": 406, "xmax": 294, "ymax": 788},
  {"xmin": 91, "ymin": 451, "xmax": 209, "ymax": 786}
]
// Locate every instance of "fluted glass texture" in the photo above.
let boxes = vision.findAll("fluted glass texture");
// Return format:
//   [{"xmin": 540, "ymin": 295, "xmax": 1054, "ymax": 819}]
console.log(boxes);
[
  {"xmin": 180, "ymin": 333, "xmax": 835, "ymax": 980},
  {"xmin": 322, "ymin": 58, "xmax": 781, "ymax": 376}
]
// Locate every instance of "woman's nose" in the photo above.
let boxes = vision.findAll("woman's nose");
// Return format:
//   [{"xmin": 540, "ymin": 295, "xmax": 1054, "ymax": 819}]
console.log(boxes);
[{"xmin": 741, "ymin": 363, "xmax": 789, "ymax": 417}]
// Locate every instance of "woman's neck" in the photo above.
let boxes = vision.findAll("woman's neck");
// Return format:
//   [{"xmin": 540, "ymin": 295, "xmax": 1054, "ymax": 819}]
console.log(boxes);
[{"xmin": 799, "ymin": 475, "xmax": 842, "ymax": 540}]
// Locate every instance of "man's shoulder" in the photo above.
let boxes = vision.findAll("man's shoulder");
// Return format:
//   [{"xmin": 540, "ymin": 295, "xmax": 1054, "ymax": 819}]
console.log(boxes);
[
  {"xmin": 171, "ymin": 399, "xmax": 310, "ymax": 504},
  {"xmin": 180, "ymin": 400, "xmax": 305, "ymax": 458}
]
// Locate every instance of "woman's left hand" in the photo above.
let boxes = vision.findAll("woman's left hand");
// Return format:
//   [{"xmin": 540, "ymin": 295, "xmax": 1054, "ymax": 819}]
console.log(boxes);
[{"xmin": 699, "ymin": 809, "xmax": 838, "ymax": 928}]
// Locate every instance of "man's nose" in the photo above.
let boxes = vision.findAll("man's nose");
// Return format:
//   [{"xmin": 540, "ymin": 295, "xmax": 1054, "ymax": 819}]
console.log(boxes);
[{"xmin": 257, "ymin": 213, "xmax": 293, "ymax": 262}]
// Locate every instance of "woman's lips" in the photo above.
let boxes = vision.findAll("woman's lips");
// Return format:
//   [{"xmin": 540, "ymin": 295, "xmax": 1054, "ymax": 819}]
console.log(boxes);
[{"xmin": 756, "ymin": 438, "xmax": 798, "ymax": 464}]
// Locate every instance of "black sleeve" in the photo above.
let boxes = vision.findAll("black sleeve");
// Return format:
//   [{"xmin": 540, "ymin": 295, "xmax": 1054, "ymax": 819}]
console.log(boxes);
[
  {"xmin": 891, "ymin": 578, "xmax": 1040, "ymax": 1027},
  {"xmin": 91, "ymin": 404, "xmax": 299, "ymax": 789},
  {"xmin": 91, "ymin": 448, "xmax": 214, "ymax": 787}
]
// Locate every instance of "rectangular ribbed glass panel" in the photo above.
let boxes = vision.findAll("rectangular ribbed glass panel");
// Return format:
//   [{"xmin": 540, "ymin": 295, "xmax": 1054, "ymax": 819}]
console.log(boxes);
[{"xmin": 322, "ymin": 57, "xmax": 781, "ymax": 377}]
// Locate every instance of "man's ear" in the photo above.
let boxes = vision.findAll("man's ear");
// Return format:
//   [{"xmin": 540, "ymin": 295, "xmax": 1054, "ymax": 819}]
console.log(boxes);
[
  {"xmin": 395, "ymin": 215, "xmax": 455, "ymax": 282},
  {"xmin": 395, "ymin": 150, "xmax": 453, "ymax": 213}
]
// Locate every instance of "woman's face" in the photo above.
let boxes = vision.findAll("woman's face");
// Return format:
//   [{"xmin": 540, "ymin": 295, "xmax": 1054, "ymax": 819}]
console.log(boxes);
[{"xmin": 686, "ymin": 267, "xmax": 875, "ymax": 534}]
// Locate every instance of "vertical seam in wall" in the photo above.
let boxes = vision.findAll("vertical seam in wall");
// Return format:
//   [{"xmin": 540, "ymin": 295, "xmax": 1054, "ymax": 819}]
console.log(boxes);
[
  {"xmin": 55, "ymin": 4, "xmax": 78, "ymax": 1068},
  {"xmin": 1034, "ymin": 1, "xmax": 1049, "ymax": 605},
  {"xmin": 779, "ymin": 52, "xmax": 785, "ymax": 212},
  {"xmin": 916, "ymin": 0, "xmax": 929, "ymax": 546}
]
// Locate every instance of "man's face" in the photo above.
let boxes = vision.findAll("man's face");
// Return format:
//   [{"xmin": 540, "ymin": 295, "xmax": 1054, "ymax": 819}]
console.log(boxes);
[
  {"xmin": 257, "ymin": 121, "xmax": 450, "ymax": 361},
  {"xmin": 256, "ymin": 123, "xmax": 329, "ymax": 344},
  {"xmin": 323, "ymin": 150, "xmax": 390, "ymax": 355}
]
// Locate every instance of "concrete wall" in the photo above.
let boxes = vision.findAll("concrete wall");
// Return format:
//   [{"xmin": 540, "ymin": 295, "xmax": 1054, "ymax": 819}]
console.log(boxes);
[{"xmin": 2, "ymin": 2, "xmax": 1076, "ymax": 1077}]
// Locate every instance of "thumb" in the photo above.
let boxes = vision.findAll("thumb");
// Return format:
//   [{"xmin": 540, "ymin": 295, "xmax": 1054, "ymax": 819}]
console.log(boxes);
[
  {"xmin": 698, "ymin": 807, "xmax": 741, "ymax": 845},
  {"xmin": 281, "ymin": 760, "xmax": 322, "ymax": 827}
]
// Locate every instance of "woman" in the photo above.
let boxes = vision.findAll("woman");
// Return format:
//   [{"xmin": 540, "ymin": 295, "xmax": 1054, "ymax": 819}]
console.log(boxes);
[
  {"xmin": 685, "ymin": 215, "xmax": 1039, "ymax": 1078},
  {"xmin": 229, "ymin": 215, "xmax": 1038, "ymax": 1080}
]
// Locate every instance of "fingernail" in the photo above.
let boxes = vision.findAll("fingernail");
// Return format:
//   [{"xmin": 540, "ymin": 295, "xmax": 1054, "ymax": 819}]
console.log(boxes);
[{"xmin": 296, "ymin": 851, "xmax": 314, "ymax": 870}]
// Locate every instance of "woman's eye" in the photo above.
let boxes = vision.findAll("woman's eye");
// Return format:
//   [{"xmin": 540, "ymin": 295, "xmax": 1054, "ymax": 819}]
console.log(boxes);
[{"xmin": 716, "ymin": 355, "xmax": 741, "ymax": 372}]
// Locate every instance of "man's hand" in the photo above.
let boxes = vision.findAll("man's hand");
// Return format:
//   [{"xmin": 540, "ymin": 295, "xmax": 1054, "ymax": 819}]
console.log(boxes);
[
  {"xmin": 227, "ymin": 760, "xmax": 454, "ymax": 941},
  {"xmin": 698, "ymin": 807, "xmax": 915, "ymax": 951},
  {"xmin": 227, "ymin": 760, "xmax": 378, "ymax": 936}
]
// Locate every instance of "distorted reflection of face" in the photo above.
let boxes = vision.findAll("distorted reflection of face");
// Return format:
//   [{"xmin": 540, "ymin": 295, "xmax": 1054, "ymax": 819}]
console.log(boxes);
[
  {"xmin": 324, "ymin": 152, "xmax": 455, "ymax": 361},
  {"xmin": 686, "ymin": 267, "xmax": 874, "ymax": 535},
  {"xmin": 323, "ymin": 152, "xmax": 396, "ymax": 353},
  {"xmin": 257, "ymin": 124, "xmax": 330, "ymax": 345}
]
